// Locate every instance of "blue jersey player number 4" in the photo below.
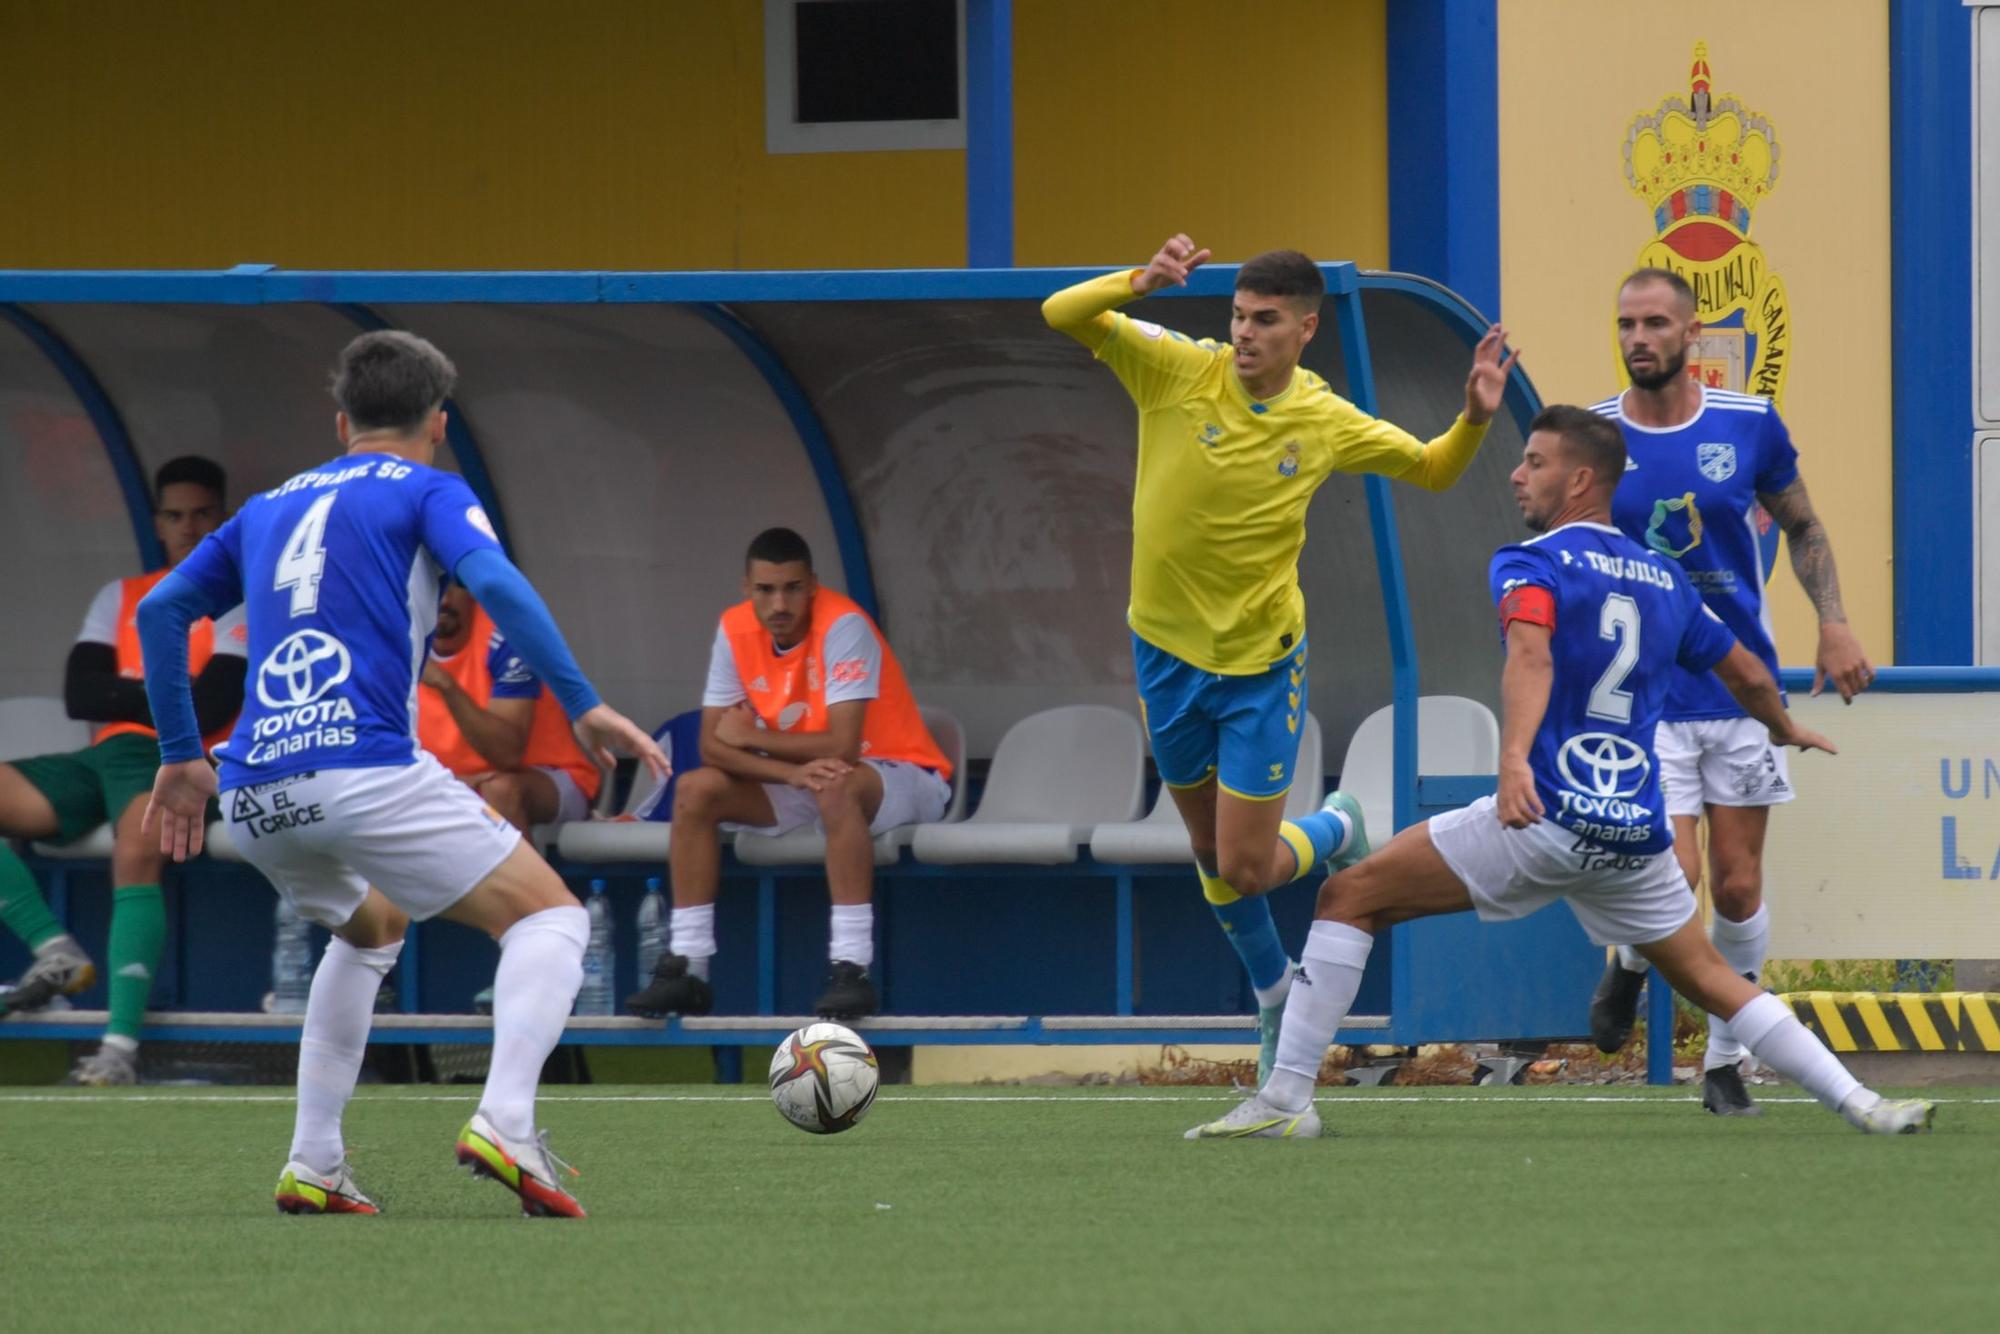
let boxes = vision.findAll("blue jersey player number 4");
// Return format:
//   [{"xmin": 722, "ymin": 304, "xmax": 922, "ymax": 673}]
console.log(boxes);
[{"xmin": 133, "ymin": 330, "xmax": 667, "ymax": 1221}]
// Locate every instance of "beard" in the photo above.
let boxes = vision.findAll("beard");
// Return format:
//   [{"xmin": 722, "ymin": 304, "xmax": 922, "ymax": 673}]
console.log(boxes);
[{"xmin": 1625, "ymin": 345, "xmax": 1688, "ymax": 392}]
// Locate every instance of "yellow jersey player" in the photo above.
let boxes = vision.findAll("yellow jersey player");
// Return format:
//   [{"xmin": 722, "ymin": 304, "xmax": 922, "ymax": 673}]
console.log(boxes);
[{"xmin": 1044, "ymin": 234, "xmax": 1517, "ymax": 1080}]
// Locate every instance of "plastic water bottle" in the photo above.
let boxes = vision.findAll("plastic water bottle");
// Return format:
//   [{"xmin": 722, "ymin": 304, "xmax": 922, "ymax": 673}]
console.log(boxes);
[
  {"xmin": 269, "ymin": 899, "xmax": 313, "ymax": 1015},
  {"xmin": 576, "ymin": 879, "xmax": 615, "ymax": 1016},
  {"xmin": 635, "ymin": 876, "xmax": 667, "ymax": 985}
]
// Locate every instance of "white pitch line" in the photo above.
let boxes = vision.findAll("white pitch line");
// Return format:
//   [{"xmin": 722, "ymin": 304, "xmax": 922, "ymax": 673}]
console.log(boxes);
[{"xmin": 1, "ymin": 1092, "xmax": 1997, "ymax": 1106}]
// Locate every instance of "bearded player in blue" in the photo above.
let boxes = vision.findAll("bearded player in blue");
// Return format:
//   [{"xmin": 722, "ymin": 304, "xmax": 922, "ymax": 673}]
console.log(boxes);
[
  {"xmin": 138, "ymin": 331, "xmax": 668, "ymax": 1218},
  {"xmin": 1187, "ymin": 406, "xmax": 1931, "ymax": 1139},
  {"xmin": 1586, "ymin": 269, "xmax": 1874, "ymax": 1117}
]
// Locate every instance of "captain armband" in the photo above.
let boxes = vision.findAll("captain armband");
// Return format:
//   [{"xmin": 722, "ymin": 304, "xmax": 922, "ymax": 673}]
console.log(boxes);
[{"xmin": 1497, "ymin": 584, "xmax": 1556, "ymax": 634}]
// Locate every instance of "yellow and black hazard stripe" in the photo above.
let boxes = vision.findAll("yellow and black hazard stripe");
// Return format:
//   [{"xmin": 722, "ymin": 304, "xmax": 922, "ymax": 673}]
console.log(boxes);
[{"xmin": 1782, "ymin": 992, "xmax": 2000, "ymax": 1053}]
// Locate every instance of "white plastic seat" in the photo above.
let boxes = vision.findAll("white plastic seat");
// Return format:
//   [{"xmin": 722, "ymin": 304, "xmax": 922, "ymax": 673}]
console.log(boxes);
[
  {"xmin": 1340, "ymin": 696, "xmax": 1500, "ymax": 837},
  {"xmin": 1089, "ymin": 713, "xmax": 1325, "ymax": 864},
  {"xmin": 912, "ymin": 705, "xmax": 1144, "ymax": 865},
  {"xmin": 554, "ymin": 753, "xmax": 718, "ymax": 863},
  {"xmin": 734, "ymin": 707, "xmax": 969, "ymax": 867}
]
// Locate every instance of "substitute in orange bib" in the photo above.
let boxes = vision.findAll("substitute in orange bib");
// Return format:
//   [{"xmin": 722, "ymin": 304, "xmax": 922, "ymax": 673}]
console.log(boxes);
[
  {"xmin": 0, "ymin": 456, "xmax": 245, "ymax": 1084},
  {"xmin": 418, "ymin": 583, "xmax": 603, "ymax": 833},
  {"xmin": 627, "ymin": 527, "xmax": 949, "ymax": 1021}
]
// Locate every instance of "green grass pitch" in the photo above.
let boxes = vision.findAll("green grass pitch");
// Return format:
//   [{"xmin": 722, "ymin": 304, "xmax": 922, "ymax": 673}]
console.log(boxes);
[{"xmin": 5, "ymin": 1085, "xmax": 1990, "ymax": 1332}]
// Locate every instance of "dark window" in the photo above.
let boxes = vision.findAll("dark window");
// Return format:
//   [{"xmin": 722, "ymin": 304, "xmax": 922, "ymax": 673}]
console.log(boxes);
[{"xmin": 795, "ymin": 0, "xmax": 958, "ymax": 124}]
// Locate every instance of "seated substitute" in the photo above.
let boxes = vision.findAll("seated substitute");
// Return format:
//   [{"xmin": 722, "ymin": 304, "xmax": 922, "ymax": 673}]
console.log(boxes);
[
  {"xmin": 627, "ymin": 527, "xmax": 951, "ymax": 1020},
  {"xmin": 418, "ymin": 582, "xmax": 603, "ymax": 832},
  {"xmin": 0, "ymin": 455, "xmax": 245, "ymax": 1085}
]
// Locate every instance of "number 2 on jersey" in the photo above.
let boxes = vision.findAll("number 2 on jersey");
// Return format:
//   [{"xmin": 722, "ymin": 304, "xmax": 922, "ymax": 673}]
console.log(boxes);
[
  {"xmin": 275, "ymin": 492, "xmax": 337, "ymax": 616},
  {"xmin": 1589, "ymin": 593, "xmax": 1639, "ymax": 723}
]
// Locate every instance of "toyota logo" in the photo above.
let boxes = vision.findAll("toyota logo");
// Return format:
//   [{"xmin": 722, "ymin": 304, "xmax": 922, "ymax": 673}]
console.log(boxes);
[
  {"xmin": 1556, "ymin": 732, "xmax": 1651, "ymax": 798},
  {"xmin": 257, "ymin": 630, "xmax": 353, "ymax": 708}
]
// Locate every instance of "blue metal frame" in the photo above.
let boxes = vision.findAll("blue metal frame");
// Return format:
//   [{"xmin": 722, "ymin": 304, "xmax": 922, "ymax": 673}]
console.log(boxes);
[
  {"xmin": 690, "ymin": 303, "xmax": 881, "ymax": 622},
  {"xmin": 964, "ymin": 0, "xmax": 1014, "ymax": 267},
  {"xmin": 0, "ymin": 304, "xmax": 163, "ymax": 569},
  {"xmin": 1386, "ymin": 0, "xmax": 1501, "ymax": 321},
  {"xmin": 0, "ymin": 265, "xmax": 1268, "ymax": 305},
  {"xmin": 327, "ymin": 303, "xmax": 516, "ymax": 560},
  {"xmin": 1889, "ymin": 0, "xmax": 1975, "ymax": 663},
  {"xmin": 0, "ymin": 258, "xmax": 1585, "ymax": 1061}
]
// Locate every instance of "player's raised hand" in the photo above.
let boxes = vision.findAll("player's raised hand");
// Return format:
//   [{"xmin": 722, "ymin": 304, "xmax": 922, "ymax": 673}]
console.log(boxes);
[
  {"xmin": 574, "ymin": 703, "xmax": 671, "ymax": 782},
  {"xmin": 1463, "ymin": 325, "xmax": 1519, "ymax": 425},
  {"xmin": 1812, "ymin": 622, "xmax": 1873, "ymax": 704},
  {"xmin": 1494, "ymin": 755, "xmax": 1543, "ymax": 829},
  {"xmin": 1132, "ymin": 234, "xmax": 1212, "ymax": 296},
  {"xmin": 142, "ymin": 759, "xmax": 218, "ymax": 863}
]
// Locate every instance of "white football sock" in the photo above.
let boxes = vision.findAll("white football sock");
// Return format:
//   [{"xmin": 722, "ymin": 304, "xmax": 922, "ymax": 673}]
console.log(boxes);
[
  {"xmin": 479, "ymin": 906, "xmax": 587, "ymax": 1142},
  {"xmin": 670, "ymin": 904, "xmax": 716, "ymax": 979},
  {"xmin": 1263, "ymin": 920, "xmax": 1374, "ymax": 1111},
  {"xmin": 829, "ymin": 903, "xmax": 874, "ymax": 968},
  {"xmin": 1704, "ymin": 904, "xmax": 1770, "ymax": 1070},
  {"xmin": 1729, "ymin": 991, "xmax": 1864, "ymax": 1113},
  {"xmin": 290, "ymin": 935, "xmax": 402, "ymax": 1174}
]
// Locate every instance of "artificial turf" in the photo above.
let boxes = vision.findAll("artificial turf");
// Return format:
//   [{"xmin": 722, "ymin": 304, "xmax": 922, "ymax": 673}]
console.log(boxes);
[{"xmin": 6, "ymin": 1084, "xmax": 1989, "ymax": 1333}]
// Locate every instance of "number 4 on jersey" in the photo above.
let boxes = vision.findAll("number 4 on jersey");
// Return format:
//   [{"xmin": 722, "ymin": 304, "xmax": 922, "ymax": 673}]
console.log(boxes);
[{"xmin": 275, "ymin": 492, "xmax": 338, "ymax": 616}]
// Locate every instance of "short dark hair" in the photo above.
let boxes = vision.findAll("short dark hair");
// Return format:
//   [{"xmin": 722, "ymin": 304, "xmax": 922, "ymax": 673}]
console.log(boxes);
[
  {"xmin": 1236, "ymin": 249, "xmax": 1324, "ymax": 309},
  {"xmin": 745, "ymin": 527, "xmax": 813, "ymax": 571},
  {"xmin": 1621, "ymin": 266, "xmax": 1696, "ymax": 312},
  {"xmin": 153, "ymin": 455, "xmax": 226, "ymax": 506},
  {"xmin": 1530, "ymin": 405, "xmax": 1627, "ymax": 490},
  {"xmin": 331, "ymin": 330, "xmax": 458, "ymax": 433}
]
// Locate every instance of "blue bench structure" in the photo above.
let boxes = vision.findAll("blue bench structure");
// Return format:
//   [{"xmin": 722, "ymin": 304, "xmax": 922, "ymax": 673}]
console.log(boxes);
[{"xmin": 0, "ymin": 261, "xmax": 1629, "ymax": 1075}]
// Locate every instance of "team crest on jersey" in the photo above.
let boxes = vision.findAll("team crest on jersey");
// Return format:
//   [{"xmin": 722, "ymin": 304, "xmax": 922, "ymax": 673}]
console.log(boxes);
[
  {"xmin": 1696, "ymin": 442, "xmax": 1736, "ymax": 483},
  {"xmin": 1199, "ymin": 422, "xmax": 1222, "ymax": 447},
  {"xmin": 1645, "ymin": 491, "xmax": 1705, "ymax": 560},
  {"xmin": 1277, "ymin": 442, "xmax": 1301, "ymax": 478}
]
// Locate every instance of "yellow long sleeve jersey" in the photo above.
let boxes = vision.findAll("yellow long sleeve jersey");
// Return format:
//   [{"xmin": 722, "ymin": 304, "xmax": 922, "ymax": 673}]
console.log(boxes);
[{"xmin": 1043, "ymin": 268, "xmax": 1490, "ymax": 674}]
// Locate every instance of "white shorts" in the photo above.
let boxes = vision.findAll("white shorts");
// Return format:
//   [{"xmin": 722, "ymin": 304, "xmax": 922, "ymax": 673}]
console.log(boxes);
[
  {"xmin": 1655, "ymin": 717, "xmax": 1795, "ymax": 816},
  {"xmin": 223, "ymin": 752, "xmax": 522, "ymax": 929},
  {"xmin": 1428, "ymin": 796, "xmax": 1698, "ymax": 948},
  {"xmin": 534, "ymin": 766, "xmax": 592, "ymax": 823},
  {"xmin": 724, "ymin": 759, "xmax": 950, "ymax": 837}
]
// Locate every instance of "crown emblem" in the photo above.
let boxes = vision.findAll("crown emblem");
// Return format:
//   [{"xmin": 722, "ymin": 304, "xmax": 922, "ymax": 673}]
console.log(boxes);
[{"xmin": 1623, "ymin": 42, "xmax": 1779, "ymax": 242}]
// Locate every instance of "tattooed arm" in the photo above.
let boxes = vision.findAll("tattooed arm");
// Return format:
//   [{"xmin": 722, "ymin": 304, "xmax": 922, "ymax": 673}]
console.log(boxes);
[{"xmin": 1758, "ymin": 476, "xmax": 1873, "ymax": 703}]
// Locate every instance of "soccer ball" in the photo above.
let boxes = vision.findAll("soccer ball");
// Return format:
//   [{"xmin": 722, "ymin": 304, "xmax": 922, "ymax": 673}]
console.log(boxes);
[{"xmin": 768, "ymin": 1022, "xmax": 879, "ymax": 1134}]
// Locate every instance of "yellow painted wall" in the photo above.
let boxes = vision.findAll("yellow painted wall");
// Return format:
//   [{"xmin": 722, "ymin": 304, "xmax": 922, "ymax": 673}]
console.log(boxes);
[
  {"xmin": 0, "ymin": 1, "xmax": 1385, "ymax": 274},
  {"xmin": 1498, "ymin": 1, "xmax": 1894, "ymax": 664},
  {"xmin": 1013, "ymin": 0, "xmax": 1389, "ymax": 268},
  {"xmin": 0, "ymin": 0, "xmax": 964, "ymax": 269}
]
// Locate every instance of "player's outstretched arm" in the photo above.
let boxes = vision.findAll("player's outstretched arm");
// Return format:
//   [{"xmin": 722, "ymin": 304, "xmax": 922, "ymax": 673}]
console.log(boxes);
[
  {"xmin": 135, "ymin": 570, "xmax": 236, "ymax": 860},
  {"xmin": 1372, "ymin": 326, "xmax": 1518, "ymax": 493},
  {"xmin": 453, "ymin": 549, "xmax": 668, "ymax": 782},
  {"xmin": 1495, "ymin": 620, "xmax": 1554, "ymax": 828},
  {"xmin": 1759, "ymin": 476, "xmax": 1873, "ymax": 703},
  {"xmin": 1040, "ymin": 234, "xmax": 1211, "ymax": 348},
  {"xmin": 1711, "ymin": 642, "xmax": 1837, "ymax": 755}
]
